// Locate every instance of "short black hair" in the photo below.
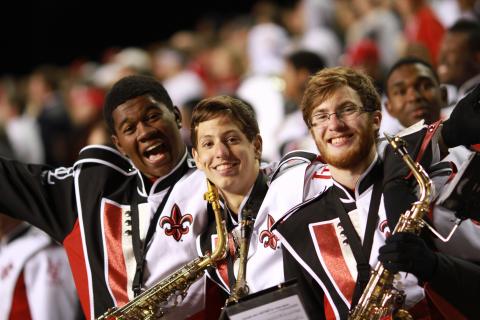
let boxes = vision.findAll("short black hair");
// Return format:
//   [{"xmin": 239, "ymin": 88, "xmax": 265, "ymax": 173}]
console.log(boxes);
[
  {"xmin": 448, "ymin": 19, "xmax": 480, "ymax": 53},
  {"xmin": 103, "ymin": 75, "xmax": 174, "ymax": 134},
  {"xmin": 385, "ymin": 57, "xmax": 438, "ymax": 94},
  {"xmin": 286, "ymin": 50, "xmax": 326, "ymax": 75}
]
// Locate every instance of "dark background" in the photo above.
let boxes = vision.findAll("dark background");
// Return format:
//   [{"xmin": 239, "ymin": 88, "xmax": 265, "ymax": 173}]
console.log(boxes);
[{"xmin": 1, "ymin": 1, "xmax": 258, "ymax": 76}]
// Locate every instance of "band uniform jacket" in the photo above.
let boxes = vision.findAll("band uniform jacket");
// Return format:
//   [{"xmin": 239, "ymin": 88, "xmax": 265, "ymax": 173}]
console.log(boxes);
[
  {"xmin": 0, "ymin": 224, "xmax": 79, "ymax": 320},
  {"xmin": 272, "ymin": 123, "xmax": 480, "ymax": 319},
  {"xmin": 196, "ymin": 152, "xmax": 333, "ymax": 297},
  {"xmin": 0, "ymin": 145, "xmax": 211, "ymax": 319}
]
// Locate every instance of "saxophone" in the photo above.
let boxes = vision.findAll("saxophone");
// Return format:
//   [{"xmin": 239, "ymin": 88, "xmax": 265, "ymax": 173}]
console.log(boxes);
[
  {"xmin": 349, "ymin": 134, "xmax": 433, "ymax": 320},
  {"xmin": 97, "ymin": 179, "xmax": 228, "ymax": 320},
  {"xmin": 225, "ymin": 210, "xmax": 254, "ymax": 305}
]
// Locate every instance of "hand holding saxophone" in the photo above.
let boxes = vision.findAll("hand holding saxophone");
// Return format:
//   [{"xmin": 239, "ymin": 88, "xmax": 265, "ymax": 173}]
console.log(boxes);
[
  {"xmin": 378, "ymin": 233, "xmax": 438, "ymax": 282},
  {"xmin": 349, "ymin": 134, "xmax": 434, "ymax": 320}
]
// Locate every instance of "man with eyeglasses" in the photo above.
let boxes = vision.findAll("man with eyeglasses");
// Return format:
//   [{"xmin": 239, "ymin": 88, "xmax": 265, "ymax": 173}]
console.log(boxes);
[{"xmin": 270, "ymin": 66, "xmax": 480, "ymax": 319}]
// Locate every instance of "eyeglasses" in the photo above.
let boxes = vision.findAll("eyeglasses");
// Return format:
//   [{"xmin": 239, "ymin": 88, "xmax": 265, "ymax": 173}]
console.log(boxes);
[{"xmin": 310, "ymin": 105, "xmax": 369, "ymax": 127}]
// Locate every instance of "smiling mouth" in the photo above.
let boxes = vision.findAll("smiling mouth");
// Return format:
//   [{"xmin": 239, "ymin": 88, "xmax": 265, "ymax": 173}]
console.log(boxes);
[
  {"xmin": 143, "ymin": 142, "xmax": 168, "ymax": 162},
  {"xmin": 412, "ymin": 107, "xmax": 429, "ymax": 116},
  {"xmin": 214, "ymin": 162, "xmax": 239, "ymax": 173},
  {"xmin": 328, "ymin": 135, "xmax": 353, "ymax": 146}
]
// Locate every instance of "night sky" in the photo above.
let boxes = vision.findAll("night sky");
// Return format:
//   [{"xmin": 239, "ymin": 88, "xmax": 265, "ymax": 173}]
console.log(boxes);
[{"xmin": 1, "ymin": 1, "xmax": 258, "ymax": 76}]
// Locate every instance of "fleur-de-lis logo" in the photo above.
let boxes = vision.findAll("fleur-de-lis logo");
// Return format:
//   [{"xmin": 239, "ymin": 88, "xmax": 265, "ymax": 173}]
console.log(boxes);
[
  {"xmin": 259, "ymin": 214, "xmax": 279, "ymax": 249},
  {"xmin": 159, "ymin": 203, "xmax": 193, "ymax": 241},
  {"xmin": 47, "ymin": 258, "xmax": 62, "ymax": 284}
]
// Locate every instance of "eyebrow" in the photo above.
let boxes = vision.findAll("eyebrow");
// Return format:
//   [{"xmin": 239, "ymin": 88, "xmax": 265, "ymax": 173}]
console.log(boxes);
[
  {"xmin": 198, "ymin": 129, "xmax": 241, "ymax": 139},
  {"xmin": 313, "ymin": 101, "xmax": 357, "ymax": 113},
  {"xmin": 117, "ymin": 105, "xmax": 162, "ymax": 129}
]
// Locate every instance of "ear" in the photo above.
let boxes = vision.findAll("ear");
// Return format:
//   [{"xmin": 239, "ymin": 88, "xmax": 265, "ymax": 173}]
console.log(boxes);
[
  {"xmin": 173, "ymin": 106, "xmax": 182, "ymax": 129},
  {"xmin": 372, "ymin": 110, "xmax": 382, "ymax": 132},
  {"xmin": 111, "ymin": 134, "xmax": 126, "ymax": 156},
  {"xmin": 192, "ymin": 147, "xmax": 204, "ymax": 170},
  {"xmin": 253, "ymin": 134, "xmax": 263, "ymax": 160}
]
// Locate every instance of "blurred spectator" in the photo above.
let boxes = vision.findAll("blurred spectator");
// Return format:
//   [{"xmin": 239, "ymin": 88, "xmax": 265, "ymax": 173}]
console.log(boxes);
[
  {"xmin": 394, "ymin": 0, "xmax": 445, "ymax": 66},
  {"xmin": 346, "ymin": 0, "xmax": 402, "ymax": 71},
  {"xmin": 202, "ymin": 43, "xmax": 244, "ymax": 96},
  {"xmin": 0, "ymin": 76, "xmax": 44, "ymax": 163},
  {"xmin": 344, "ymin": 39, "xmax": 385, "ymax": 94},
  {"xmin": 93, "ymin": 47, "xmax": 153, "ymax": 90},
  {"xmin": 237, "ymin": 1, "xmax": 291, "ymax": 162},
  {"xmin": 437, "ymin": 19, "xmax": 480, "ymax": 118},
  {"xmin": 276, "ymin": 49, "xmax": 325, "ymax": 157},
  {"xmin": 280, "ymin": 0, "xmax": 342, "ymax": 67},
  {"xmin": 65, "ymin": 80, "xmax": 110, "ymax": 152},
  {"xmin": 151, "ymin": 46, "xmax": 205, "ymax": 107},
  {"xmin": 26, "ymin": 65, "xmax": 74, "ymax": 166}
]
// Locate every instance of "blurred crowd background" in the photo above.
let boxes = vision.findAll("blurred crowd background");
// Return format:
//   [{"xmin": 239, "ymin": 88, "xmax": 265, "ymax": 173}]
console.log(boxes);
[{"xmin": 1, "ymin": 0, "xmax": 479, "ymax": 166}]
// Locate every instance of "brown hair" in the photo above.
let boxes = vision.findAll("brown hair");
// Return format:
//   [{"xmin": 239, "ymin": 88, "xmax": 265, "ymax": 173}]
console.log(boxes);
[
  {"xmin": 301, "ymin": 67, "xmax": 381, "ymax": 128},
  {"xmin": 190, "ymin": 95, "xmax": 259, "ymax": 148}
]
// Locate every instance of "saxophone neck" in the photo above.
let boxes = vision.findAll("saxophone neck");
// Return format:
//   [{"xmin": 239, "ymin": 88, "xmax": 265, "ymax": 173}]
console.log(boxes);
[
  {"xmin": 384, "ymin": 134, "xmax": 434, "ymax": 206},
  {"xmin": 204, "ymin": 180, "xmax": 228, "ymax": 262}
]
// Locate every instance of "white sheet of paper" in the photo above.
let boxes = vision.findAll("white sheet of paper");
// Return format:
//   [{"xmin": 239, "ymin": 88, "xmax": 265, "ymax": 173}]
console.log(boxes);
[{"xmin": 229, "ymin": 294, "xmax": 309, "ymax": 320}]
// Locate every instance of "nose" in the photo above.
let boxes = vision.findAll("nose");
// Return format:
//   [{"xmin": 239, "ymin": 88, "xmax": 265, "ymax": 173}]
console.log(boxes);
[
  {"xmin": 214, "ymin": 142, "xmax": 230, "ymax": 158},
  {"xmin": 326, "ymin": 112, "xmax": 345, "ymax": 130},
  {"xmin": 137, "ymin": 122, "xmax": 156, "ymax": 142},
  {"xmin": 406, "ymin": 86, "xmax": 421, "ymax": 101}
]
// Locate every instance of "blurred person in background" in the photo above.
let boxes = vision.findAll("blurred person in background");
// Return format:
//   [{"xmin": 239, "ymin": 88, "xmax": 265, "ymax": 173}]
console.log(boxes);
[
  {"xmin": 151, "ymin": 45, "xmax": 205, "ymax": 108},
  {"xmin": 280, "ymin": 0, "xmax": 342, "ymax": 68},
  {"xmin": 438, "ymin": 19, "xmax": 480, "ymax": 116},
  {"xmin": 0, "ymin": 214, "xmax": 82, "ymax": 320},
  {"xmin": 345, "ymin": 0, "xmax": 402, "ymax": 73},
  {"xmin": 25, "ymin": 65, "xmax": 74, "ymax": 166},
  {"xmin": 276, "ymin": 49, "xmax": 326, "ymax": 157},
  {"xmin": 65, "ymin": 79, "xmax": 111, "ymax": 151},
  {"xmin": 394, "ymin": 0, "xmax": 445, "ymax": 66},
  {"xmin": 0, "ymin": 76, "xmax": 45, "ymax": 164}
]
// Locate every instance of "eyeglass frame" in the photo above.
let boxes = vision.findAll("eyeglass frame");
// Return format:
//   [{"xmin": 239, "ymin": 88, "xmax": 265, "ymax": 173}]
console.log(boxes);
[{"xmin": 308, "ymin": 104, "xmax": 375, "ymax": 127}]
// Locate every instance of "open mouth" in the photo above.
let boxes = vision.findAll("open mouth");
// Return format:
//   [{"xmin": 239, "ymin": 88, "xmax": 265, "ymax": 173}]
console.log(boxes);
[{"xmin": 143, "ymin": 142, "xmax": 168, "ymax": 162}]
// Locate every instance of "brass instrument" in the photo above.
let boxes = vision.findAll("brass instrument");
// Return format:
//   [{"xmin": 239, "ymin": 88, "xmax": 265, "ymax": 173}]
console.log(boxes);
[
  {"xmin": 225, "ymin": 211, "xmax": 254, "ymax": 305},
  {"xmin": 349, "ymin": 134, "xmax": 434, "ymax": 320},
  {"xmin": 97, "ymin": 180, "xmax": 227, "ymax": 320}
]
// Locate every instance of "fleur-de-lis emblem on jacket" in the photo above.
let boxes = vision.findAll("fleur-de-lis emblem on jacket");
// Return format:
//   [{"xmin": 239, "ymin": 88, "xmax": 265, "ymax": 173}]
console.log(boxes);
[
  {"xmin": 259, "ymin": 214, "xmax": 279, "ymax": 249},
  {"xmin": 159, "ymin": 203, "xmax": 193, "ymax": 241}
]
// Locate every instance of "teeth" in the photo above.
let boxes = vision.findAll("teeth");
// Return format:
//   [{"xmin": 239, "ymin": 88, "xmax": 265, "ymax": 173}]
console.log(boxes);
[
  {"xmin": 216, "ymin": 163, "xmax": 234, "ymax": 170},
  {"xmin": 146, "ymin": 143, "xmax": 163, "ymax": 152},
  {"xmin": 331, "ymin": 137, "xmax": 349, "ymax": 145}
]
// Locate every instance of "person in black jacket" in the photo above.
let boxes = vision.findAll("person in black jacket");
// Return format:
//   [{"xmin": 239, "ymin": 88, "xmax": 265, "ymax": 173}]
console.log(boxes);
[
  {"xmin": 273, "ymin": 66, "xmax": 480, "ymax": 319},
  {"xmin": 0, "ymin": 75, "xmax": 211, "ymax": 319}
]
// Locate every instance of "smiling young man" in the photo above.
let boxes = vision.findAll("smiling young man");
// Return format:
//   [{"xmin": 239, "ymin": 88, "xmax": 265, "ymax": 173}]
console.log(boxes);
[
  {"xmin": 190, "ymin": 96, "xmax": 269, "ymax": 299},
  {"xmin": 271, "ymin": 67, "xmax": 480, "ymax": 319},
  {"xmin": 0, "ymin": 75, "xmax": 211, "ymax": 319}
]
